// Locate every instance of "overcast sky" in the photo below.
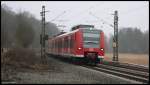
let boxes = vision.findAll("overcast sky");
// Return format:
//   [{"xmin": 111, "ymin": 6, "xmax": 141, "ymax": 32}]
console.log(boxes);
[{"xmin": 1, "ymin": 1, "xmax": 149, "ymax": 38}]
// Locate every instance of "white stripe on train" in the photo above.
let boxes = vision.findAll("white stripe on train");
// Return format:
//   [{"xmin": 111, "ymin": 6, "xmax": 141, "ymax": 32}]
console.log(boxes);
[{"xmin": 48, "ymin": 52, "xmax": 104, "ymax": 59}]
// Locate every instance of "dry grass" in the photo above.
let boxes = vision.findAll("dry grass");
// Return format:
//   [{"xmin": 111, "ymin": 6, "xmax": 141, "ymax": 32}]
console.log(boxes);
[
  {"xmin": 1, "ymin": 48, "xmax": 51, "ymax": 81},
  {"xmin": 1, "ymin": 48, "xmax": 50, "ymax": 71},
  {"xmin": 104, "ymin": 53, "xmax": 149, "ymax": 66}
]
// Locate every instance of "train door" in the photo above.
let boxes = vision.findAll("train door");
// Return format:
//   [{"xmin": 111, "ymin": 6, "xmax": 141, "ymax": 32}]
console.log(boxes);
[
  {"xmin": 68, "ymin": 36, "xmax": 71, "ymax": 55},
  {"xmin": 64, "ymin": 36, "xmax": 67, "ymax": 54},
  {"xmin": 70, "ymin": 34, "xmax": 75, "ymax": 55},
  {"xmin": 62, "ymin": 38, "xmax": 64, "ymax": 55}
]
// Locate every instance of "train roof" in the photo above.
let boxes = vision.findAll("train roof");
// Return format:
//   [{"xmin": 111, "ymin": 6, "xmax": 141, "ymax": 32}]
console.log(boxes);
[
  {"xmin": 49, "ymin": 29, "xmax": 79, "ymax": 40},
  {"xmin": 71, "ymin": 24, "xmax": 94, "ymax": 31},
  {"xmin": 49, "ymin": 25, "xmax": 103, "ymax": 40}
]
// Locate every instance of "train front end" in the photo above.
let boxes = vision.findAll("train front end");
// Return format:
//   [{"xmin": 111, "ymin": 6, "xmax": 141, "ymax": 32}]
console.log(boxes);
[{"xmin": 75, "ymin": 25, "xmax": 105, "ymax": 64}]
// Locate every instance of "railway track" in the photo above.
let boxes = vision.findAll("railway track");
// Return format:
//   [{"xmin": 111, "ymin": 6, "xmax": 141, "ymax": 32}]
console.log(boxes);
[
  {"xmin": 102, "ymin": 60, "xmax": 149, "ymax": 72},
  {"xmin": 81, "ymin": 62, "xmax": 149, "ymax": 84},
  {"xmin": 47, "ymin": 54, "xmax": 149, "ymax": 83}
]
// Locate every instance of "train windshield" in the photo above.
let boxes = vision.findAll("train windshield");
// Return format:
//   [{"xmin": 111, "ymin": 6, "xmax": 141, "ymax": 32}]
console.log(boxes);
[{"xmin": 82, "ymin": 29, "xmax": 100, "ymax": 48}]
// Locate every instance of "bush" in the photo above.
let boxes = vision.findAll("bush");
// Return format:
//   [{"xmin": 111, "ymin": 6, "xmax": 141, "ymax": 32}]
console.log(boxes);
[{"xmin": 1, "ymin": 48, "xmax": 40, "ymax": 69}]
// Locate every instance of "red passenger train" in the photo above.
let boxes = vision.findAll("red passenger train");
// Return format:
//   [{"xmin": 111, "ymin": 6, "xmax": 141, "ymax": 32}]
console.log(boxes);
[{"xmin": 47, "ymin": 25, "xmax": 105, "ymax": 64}]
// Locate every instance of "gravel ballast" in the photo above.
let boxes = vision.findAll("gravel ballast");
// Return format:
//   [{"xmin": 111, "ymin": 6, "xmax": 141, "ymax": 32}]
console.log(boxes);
[{"xmin": 13, "ymin": 55, "xmax": 141, "ymax": 84}]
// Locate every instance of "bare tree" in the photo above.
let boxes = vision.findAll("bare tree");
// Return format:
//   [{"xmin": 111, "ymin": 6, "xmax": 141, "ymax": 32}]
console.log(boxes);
[
  {"xmin": 1, "ymin": 4, "xmax": 60, "ymax": 49},
  {"xmin": 108, "ymin": 27, "xmax": 149, "ymax": 54},
  {"xmin": 15, "ymin": 12, "xmax": 35, "ymax": 48}
]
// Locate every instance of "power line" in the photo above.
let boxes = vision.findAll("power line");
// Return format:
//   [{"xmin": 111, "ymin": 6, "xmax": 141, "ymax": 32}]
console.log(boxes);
[
  {"xmin": 91, "ymin": 2, "xmax": 121, "ymax": 16},
  {"xmin": 121, "ymin": 5, "xmax": 148, "ymax": 15},
  {"xmin": 80, "ymin": 2, "xmax": 103, "ymax": 14},
  {"xmin": 67, "ymin": 2, "xmax": 104, "ymax": 22},
  {"xmin": 54, "ymin": 19, "xmax": 69, "ymax": 22},
  {"xmin": 50, "ymin": 11, "xmax": 66, "ymax": 22},
  {"xmin": 51, "ymin": 2, "xmax": 104, "ymax": 22},
  {"xmin": 89, "ymin": 12, "xmax": 114, "ymax": 28}
]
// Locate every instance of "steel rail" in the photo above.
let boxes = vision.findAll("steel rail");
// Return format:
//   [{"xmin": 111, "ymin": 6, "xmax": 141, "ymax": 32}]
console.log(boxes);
[
  {"xmin": 81, "ymin": 65, "xmax": 149, "ymax": 83},
  {"xmin": 102, "ymin": 60, "xmax": 149, "ymax": 72},
  {"xmin": 97, "ymin": 64, "xmax": 149, "ymax": 78}
]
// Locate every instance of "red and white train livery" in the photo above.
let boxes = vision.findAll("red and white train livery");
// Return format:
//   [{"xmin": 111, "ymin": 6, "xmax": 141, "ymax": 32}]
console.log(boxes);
[{"xmin": 48, "ymin": 25, "xmax": 105, "ymax": 64}]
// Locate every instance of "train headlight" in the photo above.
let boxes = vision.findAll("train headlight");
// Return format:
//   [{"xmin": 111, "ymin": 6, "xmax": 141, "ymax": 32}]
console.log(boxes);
[
  {"xmin": 100, "ymin": 48, "xmax": 104, "ymax": 51},
  {"xmin": 78, "ymin": 47, "xmax": 82, "ymax": 50}
]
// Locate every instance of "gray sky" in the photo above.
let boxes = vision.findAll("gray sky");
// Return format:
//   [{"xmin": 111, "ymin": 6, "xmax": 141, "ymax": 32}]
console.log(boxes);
[{"xmin": 1, "ymin": 1, "xmax": 149, "ymax": 38}]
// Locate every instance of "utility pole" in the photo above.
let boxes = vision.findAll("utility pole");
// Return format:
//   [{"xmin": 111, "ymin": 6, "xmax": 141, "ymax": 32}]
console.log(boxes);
[
  {"xmin": 40, "ymin": 5, "xmax": 49, "ymax": 64},
  {"xmin": 113, "ymin": 10, "xmax": 119, "ymax": 61}
]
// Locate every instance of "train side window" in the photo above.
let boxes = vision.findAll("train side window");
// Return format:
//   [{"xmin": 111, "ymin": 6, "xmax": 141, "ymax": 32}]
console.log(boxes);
[
  {"xmin": 53, "ymin": 41, "xmax": 54, "ymax": 51},
  {"xmin": 69, "ymin": 36, "xmax": 71, "ymax": 48},
  {"xmin": 64, "ymin": 37, "xmax": 66, "ymax": 48},
  {"xmin": 52, "ymin": 41, "xmax": 53, "ymax": 49},
  {"xmin": 54, "ymin": 40, "xmax": 57, "ymax": 49},
  {"xmin": 59, "ymin": 39, "xmax": 61, "ymax": 48},
  {"xmin": 63, "ymin": 38, "xmax": 64, "ymax": 48},
  {"xmin": 53, "ymin": 41, "xmax": 54, "ymax": 49},
  {"xmin": 54, "ymin": 40, "xmax": 55, "ymax": 49},
  {"xmin": 66, "ymin": 37, "xmax": 68, "ymax": 48},
  {"xmin": 52, "ymin": 41, "xmax": 53, "ymax": 48},
  {"xmin": 59, "ymin": 40, "xmax": 60, "ymax": 48},
  {"xmin": 49, "ymin": 42, "xmax": 51, "ymax": 48},
  {"xmin": 60, "ymin": 39, "xmax": 62, "ymax": 48},
  {"xmin": 64, "ymin": 38, "xmax": 66, "ymax": 48},
  {"xmin": 59, "ymin": 39, "xmax": 60, "ymax": 48},
  {"xmin": 55, "ymin": 40, "xmax": 56, "ymax": 49},
  {"xmin": 67, "ymin": 37, "xmax": 69, "ymax": 48},
  {"xmin": 57, "ymin": 40, "xmax": 59, "ymax": 48},
  {"xmin": 57, "ymin": 40, "xmax": 58, "ymax": 48},
  {"xmin": 72, "ymin": 35, "xmax": 74, "ymax": 48},
  {"xmin": 57, "ymin": 40, "xmax": 59, "ymax": 49},
  {"xmin": 62, "ymin": 38, "xmax": 63, "ymax": 48},
  {"xmin": 70, "ymin": 36, "xmax": 72, "ymax": 48},
  {"xmin": 60, "ymin": 40, "xmax": 61, "ymax": 49},
  {"xmin": 68, "ymin": 37, "xmax": 70, "ymax": 49}
]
